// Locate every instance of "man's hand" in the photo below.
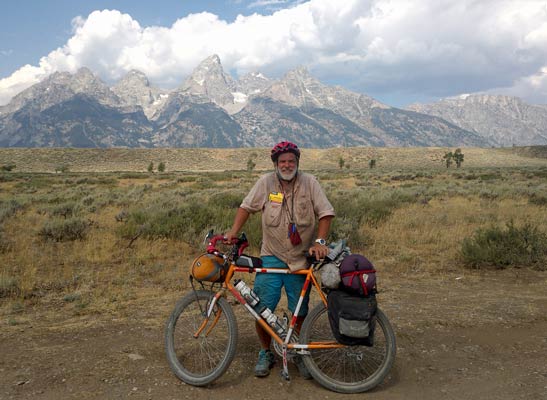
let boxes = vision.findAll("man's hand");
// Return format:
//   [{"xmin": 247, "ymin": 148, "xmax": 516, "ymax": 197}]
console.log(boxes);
[
  {"xmin": 223, "ymin": 230, "xmax": 237, "ymax": 244},
  {"xmin": 309, "ymin": 243, "xmax": 329, "ymax": 260}
]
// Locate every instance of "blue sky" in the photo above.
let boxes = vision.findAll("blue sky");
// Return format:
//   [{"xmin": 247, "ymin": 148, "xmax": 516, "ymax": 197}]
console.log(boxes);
[
  {"xmin": 1, "ymin": 0, "xmax": 547, "ymax": 108},
  {"xmin": 0, "ymin": 1, "xmax": 266, "ymax": 77}
]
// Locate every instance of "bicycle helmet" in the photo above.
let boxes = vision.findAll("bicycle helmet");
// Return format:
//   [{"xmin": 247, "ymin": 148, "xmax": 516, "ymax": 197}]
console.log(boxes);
[
  {"xmin": 191, "ymin": 253, "xmax": 226, "ymax": 282},
  {"xmin": 271, "ymin": 141, "xmax": 300, "ymax": 162}
]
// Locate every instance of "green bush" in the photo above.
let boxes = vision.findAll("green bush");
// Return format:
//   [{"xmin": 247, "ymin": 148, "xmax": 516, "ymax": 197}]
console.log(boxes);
[
  {"xmin": 176, "ymin": 175, "xmax": 198, "ymax": 183},
  {"xmin": 118, "ymin": 203, "xmax": 217, "ymax": 244},
  {"xmin": 328, "ymin": 189, "xmax": 415, "ymax": 247},
  {"xmin": 0, "ymin": 275, "xmax": 20, "ymax": 298},
  {"xmin": 0, "ymin": 228, "xmax": 12, "ymax": 253},
  {"xmin": 39, "ymin": 218, "xmax": 89, "ymax": 242},
  {"xmin": 0, "ymin": 200, "xmax": 24, "ymax": 223},
  {"xmin": 118, "ymin": 173, "xmax": 148, "ymax": 179},
  {"xmin": 460, "ymin": 221, "xmax": 547, "ymax": 269},
  {"xmin": 1, "ymin": 164, "xmax": 16, "ymax": 171},
  {"xmin": 48, "ymin": 202, "xmax": 81, "ymax": 218},
  {"xmin": 528, "ymin": 193, "xmax": 547, "ymax": 206}
]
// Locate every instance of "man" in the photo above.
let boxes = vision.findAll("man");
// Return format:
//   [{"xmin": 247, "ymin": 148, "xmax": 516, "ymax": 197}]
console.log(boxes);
[{"xmin": 225, "ymin": 141, "xmax": 335, "ymax": 378}]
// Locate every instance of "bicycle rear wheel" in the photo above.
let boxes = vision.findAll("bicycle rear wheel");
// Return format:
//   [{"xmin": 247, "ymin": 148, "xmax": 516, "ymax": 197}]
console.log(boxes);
[
  {"xmin": 165, "ymin": 290, "xmax": 238, "ymax": 386},
  {"xmin": 299, "ymin": 303, "xmax": 396, "ymax": 393}
]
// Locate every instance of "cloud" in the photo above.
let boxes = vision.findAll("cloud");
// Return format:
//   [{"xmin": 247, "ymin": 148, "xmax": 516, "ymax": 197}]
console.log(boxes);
[
  {"xmin": 248, "ymin": 0, "xmax": 291, "ymax": 8},
  {"xmin": 1, "ymin": 0, "xmax": 547, "ymax": 106}
]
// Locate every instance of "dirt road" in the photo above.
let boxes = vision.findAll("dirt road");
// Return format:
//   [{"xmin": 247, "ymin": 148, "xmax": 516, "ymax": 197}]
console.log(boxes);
[{"xmin": 2, "ymin": 269, "xmax": 546, "ymax": 400}]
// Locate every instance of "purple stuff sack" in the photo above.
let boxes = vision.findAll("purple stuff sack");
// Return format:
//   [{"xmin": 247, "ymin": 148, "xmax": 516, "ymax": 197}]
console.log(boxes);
[{"xmin": 339, "ymin": 254, "xmax": 376, "ymax": 296}]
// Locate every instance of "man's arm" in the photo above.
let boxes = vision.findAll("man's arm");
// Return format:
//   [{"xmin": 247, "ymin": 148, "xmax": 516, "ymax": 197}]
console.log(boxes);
[
  {"xmin": 225, "ymin": 207, "xmax": 250, "ymax": 241},
  {"xmin": 309, "ymin": 215, "xmax": 333, "ymax": 260},
  {"xmin": 316, "ymin": 215, "xmax": 333, "ymax": 240}
]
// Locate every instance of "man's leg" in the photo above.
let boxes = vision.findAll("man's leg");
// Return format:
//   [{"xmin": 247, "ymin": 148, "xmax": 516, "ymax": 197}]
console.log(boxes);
[
  {"xmin": 253, "ymin": 270, "xmax": 282, "ymax": 377},
  {"xmin": 256, "ymin": 320, "xmax": 273, "ymax": 348},
  {"xmin": 285, "ymin": 274, "xmax": 312, "ymax": 379}
]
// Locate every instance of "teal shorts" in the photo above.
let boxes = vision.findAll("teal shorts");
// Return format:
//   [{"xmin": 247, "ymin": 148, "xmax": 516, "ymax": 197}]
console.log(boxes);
[{"xmin": 253, "ymin": 255, "xmax": 310, "ymax": 316}]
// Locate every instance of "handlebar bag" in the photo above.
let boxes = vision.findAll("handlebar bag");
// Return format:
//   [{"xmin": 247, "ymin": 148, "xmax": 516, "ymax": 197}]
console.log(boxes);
[
  {"xmin": 327, "ymin": 290, "xmax": 377, "ymax": 346},
  {"xmin": 235, "ymin": 254, "xmax": 263, "ymax": 268}
]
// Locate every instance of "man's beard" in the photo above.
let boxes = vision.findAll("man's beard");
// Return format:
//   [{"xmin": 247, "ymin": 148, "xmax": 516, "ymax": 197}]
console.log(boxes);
[{"xmin": 276, "ymin": 166, "xmax": 298, "ymax": 181}]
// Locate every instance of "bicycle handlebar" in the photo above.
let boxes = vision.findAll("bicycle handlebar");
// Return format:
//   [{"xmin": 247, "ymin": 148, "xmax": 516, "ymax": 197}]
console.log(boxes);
[{"xmin": 206, "ymin": 232, "xmax": 249, "ymax": 258}]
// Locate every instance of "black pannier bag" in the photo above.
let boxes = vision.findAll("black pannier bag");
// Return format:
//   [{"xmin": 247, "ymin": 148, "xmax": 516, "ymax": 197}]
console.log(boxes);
[{"xmin": 327, "ymin": 290, "xmax": 377, "ymax": 346}]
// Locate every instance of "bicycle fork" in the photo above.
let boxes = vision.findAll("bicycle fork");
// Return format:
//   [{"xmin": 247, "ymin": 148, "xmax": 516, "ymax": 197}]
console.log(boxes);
[{"xmin": 192, "ymin": 292, "xmax": 223, "ymax": 338}]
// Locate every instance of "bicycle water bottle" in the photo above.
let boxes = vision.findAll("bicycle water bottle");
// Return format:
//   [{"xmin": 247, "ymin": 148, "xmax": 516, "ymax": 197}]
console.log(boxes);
[
  {"xmin": 234, "ymin": 280, "xmax": 266, "ymax": 313},
  {"xmin": 260, "ymin": 308, "xmax": 286, "ymax": 336}
]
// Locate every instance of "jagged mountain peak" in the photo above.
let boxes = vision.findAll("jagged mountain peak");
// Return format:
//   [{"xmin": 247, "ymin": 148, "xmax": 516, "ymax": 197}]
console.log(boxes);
[
  {"xmin": 263, "ymin": 65, "xmax": 389, "ymax": 112},
  {"xmin": 3, "ymin": 54, "xmax": 543, "ymax": 148},
  {"xmin": 2, "ymin": 67, "xmax": 117, "ymax": 114},
  {"xmin": 118, "ymin": 70, "xmax": 150, "ymax": 85},
  {"xmin": 75, "ymin": 66, "xmax": 95, "ymax": 77},
  {"xmin": 112, "ymin": 70, "xmax": 168, "ymax": 119},
  {"xmin": 435, "ymin": 93, "xmax": 525, "ymax": 107},
  {"xmin": 201, "ymin": 53, "xmax": 221, "ymax": 65},
  {"xmin": 185, "ymin": 54, "xmax": 228, "ymax": 84},
  {"xmin": 247, "ymin": 71, "xmax": 269, "ymax": 79},
  {"xmin": 235, "ymin": 71, "xmax": 273, "ymax": 96},
  {"xmin": 176, "ymin": 53, "xmax": 239, "ymax": 113},
  {"xmin": 407, "ymin": 94, "xmax": 547, "ymax": 146},
  {"xmin": 283, "ymin": 66, "xmax": 312, "ymax": 80}
]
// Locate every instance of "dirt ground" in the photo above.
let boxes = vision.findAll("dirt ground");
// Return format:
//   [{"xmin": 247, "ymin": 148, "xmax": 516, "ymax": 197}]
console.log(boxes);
[{"xmin": 1, "ymin": 268, "xmax": 547, "ymax": 400}]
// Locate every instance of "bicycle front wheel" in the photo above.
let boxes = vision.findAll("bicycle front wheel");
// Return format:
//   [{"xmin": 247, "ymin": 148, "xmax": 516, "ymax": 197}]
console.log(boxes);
[
  {"xmin": 165, "ymin": 290, "xmax": 238, "ymax": 386},
  {"xmin": 300, "ymin": 303, "xmax": 396, "ymax": 393}
]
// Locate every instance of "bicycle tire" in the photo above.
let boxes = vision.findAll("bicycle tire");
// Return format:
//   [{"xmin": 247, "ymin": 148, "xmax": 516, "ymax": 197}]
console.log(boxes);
[
  {"xmin": 165, "ymin": 290, "xmax": 238, "ymax": 386},
  {"xmin": 299, "ymin": 303, "xmax": 396, "ymax": 393}
]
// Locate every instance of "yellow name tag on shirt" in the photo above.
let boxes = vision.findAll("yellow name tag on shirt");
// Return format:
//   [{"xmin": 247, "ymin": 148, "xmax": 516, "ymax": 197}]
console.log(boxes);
[{"xmin": 269, "ymin": 192, "xmax": 284, "ymax": 204}]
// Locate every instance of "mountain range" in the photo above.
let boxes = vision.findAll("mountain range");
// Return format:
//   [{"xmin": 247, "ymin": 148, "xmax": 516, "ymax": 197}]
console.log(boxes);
[{"xmin": 0, "ymin": 54, "xmax": 545, "ymax": 148}]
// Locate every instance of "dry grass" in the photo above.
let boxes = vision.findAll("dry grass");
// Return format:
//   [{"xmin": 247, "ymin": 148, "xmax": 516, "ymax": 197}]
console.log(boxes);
[
  {"xmin": 368, "ymin": 197, "xmax": 547, "ymax": 275},
  {"xmin": 0, "ymin": 146, "xmax": 546, "ymax": 172},
  {"xmin": 1, "ymin": 147, "xmax": 547, "ymax": 326}
]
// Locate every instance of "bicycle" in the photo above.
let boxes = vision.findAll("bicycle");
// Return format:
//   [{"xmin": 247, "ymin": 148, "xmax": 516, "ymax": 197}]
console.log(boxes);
[{"xmin": 165, "ymin": 232, "xmax": 396, "ymax": 393}]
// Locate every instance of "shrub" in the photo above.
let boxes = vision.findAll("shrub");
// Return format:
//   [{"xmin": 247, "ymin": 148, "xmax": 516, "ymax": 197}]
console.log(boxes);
[
  {"xmin": 460, "ymin": 221, "xmax": 547, "ymax": 269},
  {"xmin": 39, "ymin": 218, "xmax": 89, "ymax": 242},
  {"xmin": 63, "ymin": 293, "xmax": 82, "ymax": 302},
  {"xmin": 176, "ymin": 176, "xmax": 198, "ymax": 183},
  {"xmin": 246, "ymin": 156, "xmax": 256, "ymax": 172},
  {"xmin": 81, "ymin": 195, "xmax": 95, "ymax": 206},
  {"xmin": 0, "ymin": 200, "xmax": 24, "ymax": 223},
  {"xmin": 0, "ymin": 228, "xmax": 12, "ymax": 253},
  {"xmin": 48, "ymin": 202, "xmax": 80, "ymax": 218},
  {"xmin": 528, "ymin": 193, "xmax": 547, "ymax": 206},
  {"xmin": 0, "ymin": 275, "xmax": 20, "ymax": 298},
  {"xmin": 55, "ymin": 164, "xmax": 70, "ymax": 173},
  {"xmin": 328, "ymin": 189, "xmax": 415, "ymax": 247},
  {"xmin": 118, "ymin": 173, "xmax": 148, "ymax": 179},
  {"xmin": 1, "ymin": 164, "xmax": 16, "ymax": 171},
  {"xmin": 118, "ymin": 203, "xmax": 217, "ymax": 245}
]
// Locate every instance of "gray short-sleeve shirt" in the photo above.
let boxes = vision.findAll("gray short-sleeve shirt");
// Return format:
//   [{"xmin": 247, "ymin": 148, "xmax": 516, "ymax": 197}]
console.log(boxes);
[{"xmin": 240, "ymin": 172, "xmax": 335, "ymax": 270}]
